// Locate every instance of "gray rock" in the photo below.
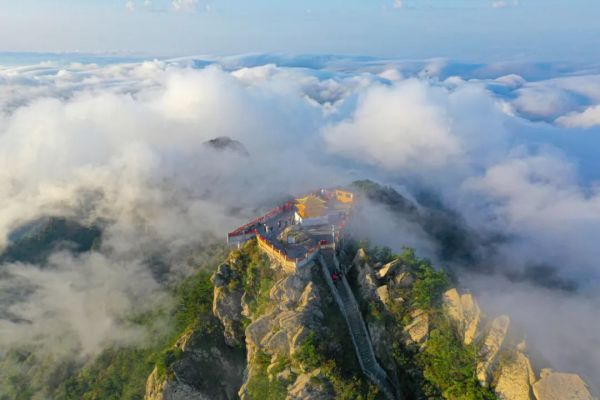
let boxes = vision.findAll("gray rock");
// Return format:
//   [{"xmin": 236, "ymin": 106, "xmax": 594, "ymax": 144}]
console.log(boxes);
[
  {"xmin": 213, "ymin": 285, "xmax": 244, "ymax": 347},
  {"xmin": 533, "ymin": 369, "xmax": 594, "ymax": 400},
  {"xmin": 477, "ymin": 315, "xmax": 510, "ymax": 386}
]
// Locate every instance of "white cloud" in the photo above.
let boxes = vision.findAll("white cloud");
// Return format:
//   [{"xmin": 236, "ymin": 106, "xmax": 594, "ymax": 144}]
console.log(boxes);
[
  {"xmin": 556, "ymin": 104, "xmax": 600, "ymax": 128},
  {"xmin": 125, "ymin": 0, "xmax": 135, "ymax": 11},
  {"xmin": 463, "ymin": 153, "xmax": 600, "ymax": 279},
  {"xmin": 393, "ymin": 0, "xmax": 403, "ymax": 9},
  {"xmin": 0, "ymin": 252, "xmax": 166, "ymax": 357},
  {"xmin": 0, "ymin": 62, "xmax": 337, "ymax": 362},
  {"xmin": 323, "ymin": 80, "xmax": 462, "ymax": 172},
  {"xmin": 1, "ymin": 56, "xmax": 600, "ymax": 388},
  {"xmin": 492, "ymin": 0, "xmax": 519, "ymax": 8},
  {"xmin": 172, "ymin": 0, "xmax": 198, "ymax": 12},
  {"xmin": 322, "ymin": 78, "xmax": 509, "ymax": 183},
  {"xmin": 512, "ymin": 85, "xmax": 579, "ymax": 119}
]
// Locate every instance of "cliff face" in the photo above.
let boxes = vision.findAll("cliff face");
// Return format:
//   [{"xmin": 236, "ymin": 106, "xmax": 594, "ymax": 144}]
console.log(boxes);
[
  {"xmin": 143, "ymin": 316, "xmax": 246, "ymax": 400},
  {"xmin": 238, "ymin": 269, "xmax": 329, "ymax": 400}
]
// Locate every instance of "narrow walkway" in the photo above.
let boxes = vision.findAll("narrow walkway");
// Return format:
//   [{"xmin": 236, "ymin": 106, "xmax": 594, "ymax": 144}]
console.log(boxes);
[{"xmin": 319, "ymin": 249, "xmax": 401, "ymax": 400}]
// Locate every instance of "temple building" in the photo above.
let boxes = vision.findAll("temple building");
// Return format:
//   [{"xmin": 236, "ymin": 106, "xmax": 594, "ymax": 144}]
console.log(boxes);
[
  {"xmin": 335, "ymin": 189, "xmax": 354, "ymax": 203},
  {"xmin": 294, "ymin": 194, "xmax": 328, "ymax": 225}
]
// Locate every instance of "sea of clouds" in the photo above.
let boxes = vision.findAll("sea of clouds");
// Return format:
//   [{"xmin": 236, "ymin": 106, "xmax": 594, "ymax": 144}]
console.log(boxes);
[{"xmin": 1, "ymin": 53, "xmax": 599, "ymax": 388}]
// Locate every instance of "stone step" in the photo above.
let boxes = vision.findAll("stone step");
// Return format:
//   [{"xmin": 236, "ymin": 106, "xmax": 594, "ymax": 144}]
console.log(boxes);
[{"xmin": 319, "ymin": 253, "xmax": 400, "ymax": 400}]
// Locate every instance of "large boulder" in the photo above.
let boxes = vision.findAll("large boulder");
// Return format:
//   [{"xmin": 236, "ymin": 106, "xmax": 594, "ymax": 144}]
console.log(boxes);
[
  {"xmin": 532, "ymin": 369, "xmax": 593, "ymax": 400},
  {"xmin": 493, "ymin": 347, "xmax": 536, "ymax": 400},
  {"xmin": 404, "ymin": 309, "xmax": 429, "ymax": 345},
  {"xmin": 376, "ymin": 259, "xmax": 401, "ymax": 280},
  {"xmin": 477, "ymin": 315, "xmax": 510, "ymax": 386},
  {"xmin": 376, "ymin": 285, "xmax": 390, "ymax": 305},
  {"xmin": 442, "ymin": 288, "xmax": 481, "ymax": 345}
]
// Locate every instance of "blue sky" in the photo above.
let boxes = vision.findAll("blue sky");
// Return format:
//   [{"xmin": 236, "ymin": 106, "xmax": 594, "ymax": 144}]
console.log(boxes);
[{"xmin": 0, "ymin": 0, "xmax": 599, "ymax": 60}]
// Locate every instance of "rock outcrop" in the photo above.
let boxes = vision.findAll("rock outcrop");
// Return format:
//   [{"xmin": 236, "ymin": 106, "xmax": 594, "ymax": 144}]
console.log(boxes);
[
  {"xmin": 533, "ymin": 369, "xmax": 594, "ymax": 400},
  {"xmin": 375, "ymin": 284, "xmax": 390, "ymax": 305},
  {"xmin": 442, "ymin": 288, "xmax": 481, "ymax": 345},
  {"xmin": 376, "ymin": 259, "xmax": 401, "ymax": 280},
  {"xmin": 404, "ymin": 308, "xmax": 429, "ymax": 345},
  {"xmin": 145, "ymin": 367, "xmax": 210, "ymax": 400},
  {"xmin": 212, "ymin": 263, "xmax": 244, "ymax": 346},
  {"xmin": 493, "ymin": 346, "xmax": 536, "ymax": 400},
  {"xmin": 477, "ymin": 315, "xmax": 510, "ymax": 386},
  {"xmin": 353, "ymin": 252, "xmax": 378, "ymax": 300},
  {"xmin": 240, "ymin": 271, "xmax": 325, "ymax": 400},
  {"xmin": 286, "ymin": 369, "xmax": 332, "ymax": 400},
  {"xmin": 347, "ymin": 250, "xmax": 597, "ymax": 400},
  {"xmin": 144, "ymin": 323, "xmax": 245, "ymax": 400}
]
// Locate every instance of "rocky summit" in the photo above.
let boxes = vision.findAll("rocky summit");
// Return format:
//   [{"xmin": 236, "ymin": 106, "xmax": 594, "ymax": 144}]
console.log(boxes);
[{"xmin": 141, "ymin": 238, "xmax": 595, "ymax": 400}]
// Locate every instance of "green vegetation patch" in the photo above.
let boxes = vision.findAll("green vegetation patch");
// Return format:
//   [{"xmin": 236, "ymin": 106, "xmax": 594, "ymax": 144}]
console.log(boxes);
[
  {"xmin": 418, "ymin": 316, "xmax": 496, "ymax": 400},
  {"xmin": 357, "ymin": 244, "xmax": 495, "ymax": 400},
  {"xmin": 244, "ymin": 351, "xmax": 289, "ymax": 400}
]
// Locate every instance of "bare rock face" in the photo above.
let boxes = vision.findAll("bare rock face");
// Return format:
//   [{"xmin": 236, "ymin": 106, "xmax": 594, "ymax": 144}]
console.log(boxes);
[
  {"xmin": 241, "ymin": 272, "xmax": 324, "ymax": 399},
  {"xmin": 376, "ymin": 259, "xmax": 401, "ymax": 280},
  {"xmin": 494, "ymin": 348, "xmax": 536, "ymax": 400},
  {"xmin": 461, "ymin": 293, "xmax": 481, "ymax": 345},
  {"xmin": 477, "ymin": 315, "xmax": 510, "ymax": 386},
  {"xmin": 245, "ymin": 313, "xmax": 275, "ymax": 354},
  {"xmin": 376, "ymin": 284, "xmax": 390, "ymax": 305},
  {"xmin": 443, "ymin": 289, "xmax": 464, "ymax": 328},
  {"xmin": 145, "ymin": 367, "xmax": 211, "ymax": 400},
  {"xmin": 353, "ymin": 248, "xmax": 378, "ymax": 299},
  {"xmin": 533, "ymin": 369, "xmax": 594, "ymax": 400},
  {"xmin": 404, "ymin": 309, "xmax": 429, "ymax": 345},
  {"xmin": 442, "ymin": 288, "xmax": 481, "ymax": 345},
  {"xmin": 286, "ymin": 369, "xmax": 332, "ymax": 400},
  {"xmin": 144, "ymin": 323, "xmax": 245, "ymax": 400},
  {"xmin": 212, "ymin": 264, "xmax": 244, "ymax": 346},
  {"xmin": 270, "ymin": 274, "xmax": 309, "ymax": 309}
]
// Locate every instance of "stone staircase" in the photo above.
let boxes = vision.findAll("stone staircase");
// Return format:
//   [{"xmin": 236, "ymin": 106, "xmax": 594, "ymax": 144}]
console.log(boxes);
[{"xmin": 319, "ymin": 249, "xmax": 401, "ymax": 400}]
